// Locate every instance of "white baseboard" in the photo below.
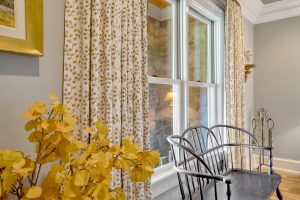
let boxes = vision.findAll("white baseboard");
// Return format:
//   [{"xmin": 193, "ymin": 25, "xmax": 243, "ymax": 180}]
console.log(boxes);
[
  {"xmin": 272, "ymin": 157, "xmax": 300, "ymax": 175},
  {"xmin": 254, "ymin": 155, "xmax": 300, "ymax": 175}
]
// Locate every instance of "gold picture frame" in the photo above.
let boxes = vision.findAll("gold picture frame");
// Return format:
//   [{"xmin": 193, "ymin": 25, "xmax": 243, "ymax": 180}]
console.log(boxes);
[{"xmin": 0, "ymin": 0, "xmax": 43, "ymax": 56}]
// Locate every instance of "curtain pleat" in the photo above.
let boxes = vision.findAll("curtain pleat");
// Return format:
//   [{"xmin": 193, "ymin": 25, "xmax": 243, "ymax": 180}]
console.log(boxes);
[
  {"xmin": 63, "ymin": 0, "xmax": 151, "ymax": 199},
  {"xmin": 225, "ymin": 0, "xmax": 248, "ymax": 168}
]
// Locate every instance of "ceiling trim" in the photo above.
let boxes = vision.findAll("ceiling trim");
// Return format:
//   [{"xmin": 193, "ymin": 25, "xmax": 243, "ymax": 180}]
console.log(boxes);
[
  {"xmin": 257, "ymin": 0, "xmax": 300, "ymax": 23},
  {"xmin": 240, "ymin": 0, "xmax": 264, "ymax": 24},
  {"xmin": 214, "ymin": 0, "xmax": 300, "ymax": 24}
]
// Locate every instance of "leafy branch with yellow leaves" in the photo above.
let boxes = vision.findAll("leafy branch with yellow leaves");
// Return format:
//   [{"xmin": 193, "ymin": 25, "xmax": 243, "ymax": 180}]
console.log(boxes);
[{"xmin": 0, "ymin": 94, "xmax": 160, "ymax": 200}]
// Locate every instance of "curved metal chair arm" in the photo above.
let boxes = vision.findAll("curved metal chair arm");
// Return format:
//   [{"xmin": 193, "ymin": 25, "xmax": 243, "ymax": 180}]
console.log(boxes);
[
  {"xmin": 167, "ymin": 135, "xmax": 215, "ymax": 175},
  {"xmin": 210, "ymin": 124, "xmax": 260, "ymax": 145},
  {"xmin": 197, "ymin": 143, "xmax": 272, "ymax": 156},
  {"xmin": 174, "ymin": 166, "xmax": 231, "ymax": 183}
]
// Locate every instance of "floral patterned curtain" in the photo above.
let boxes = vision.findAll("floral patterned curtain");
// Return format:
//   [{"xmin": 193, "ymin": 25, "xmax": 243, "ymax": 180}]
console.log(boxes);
[
  {"xmin": 63, "ymin": 0, "xmax": 151, "ymax": 199},
  {"xmin": 225, "ymin": 0, "xmax": 248, "ymax": 168}
]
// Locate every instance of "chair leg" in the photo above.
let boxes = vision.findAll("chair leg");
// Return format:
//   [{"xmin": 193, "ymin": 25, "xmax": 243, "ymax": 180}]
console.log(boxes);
[{"xmin": 276, "ymin": 187, "xmax": 283, "ymax": 200}]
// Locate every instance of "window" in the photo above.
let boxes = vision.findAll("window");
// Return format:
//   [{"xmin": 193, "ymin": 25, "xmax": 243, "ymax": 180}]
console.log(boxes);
[
  {"xmin": 187, "ymin": 11, "xmax": 213, "ymax": 128},
  {"xmin": 148, "ymin": 0, "xmax": 224, "ymax": 169},
  {"xmin": 148, "ymin": 0, "xmax": 178, "ymax": 168}
]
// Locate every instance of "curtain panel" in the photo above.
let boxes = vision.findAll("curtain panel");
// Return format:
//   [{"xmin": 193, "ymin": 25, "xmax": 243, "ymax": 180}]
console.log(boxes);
[
  {"xmin": 63, "ymin": 0, "xmax": 151, "ymax": 199},
  {"xmin": 225, "ymin": 0, "xmax": 248, "ymax": 168}
]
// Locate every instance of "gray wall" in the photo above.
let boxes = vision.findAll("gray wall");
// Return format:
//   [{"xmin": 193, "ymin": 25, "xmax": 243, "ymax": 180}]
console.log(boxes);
[
  {"xmin": 0, "ymin": 0, "xmax": 65, "ymax": 155},
  {"xmin": 243, "ymin": 17, "xmax": 255, "ymax": 131},
  {"xmin": 254, "ymin": 16, "xmax": 300, "ymax": 161}
]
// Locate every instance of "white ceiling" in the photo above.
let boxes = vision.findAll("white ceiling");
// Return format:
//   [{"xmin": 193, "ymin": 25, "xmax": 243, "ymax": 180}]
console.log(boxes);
[
  {"xmin": 240, "ymin": 0, "xmax": 300, "ymax": 24},
  {"xmin": 261, "ymin": 0, "xmax": 283, "ymax": 4}
]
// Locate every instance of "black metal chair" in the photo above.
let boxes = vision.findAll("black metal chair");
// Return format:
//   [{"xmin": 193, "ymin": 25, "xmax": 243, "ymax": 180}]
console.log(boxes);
[{"xmin": 167, "ymin": 125, "xmax": 282, "ymax": 200}]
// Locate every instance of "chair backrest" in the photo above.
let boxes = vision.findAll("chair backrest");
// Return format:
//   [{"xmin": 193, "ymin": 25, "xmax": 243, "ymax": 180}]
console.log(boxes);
[
  {"xmin": 209, "ymin": 125, "xmax": 260, "ymax": 171},
  {"xmin": 209, "ymin": 124, "xmax": 259, "ymax": 146},
  {"xmin": 181, "ymin": 125, "xmax": 228, "ymax": 176},
  {"xmin": 180, "ymin": 125, "xmax": 262, "ymax": 175},
  {"xmin": 168, "ymin": 125, "xmax": 269, "ymax": 199},
  {"xmin": 168, "ymin": 135, "xmax": 217, "ymax": 199},
  {"xmin": 181, "ymin": 125, "xmax": 217, "ymax": 154}
]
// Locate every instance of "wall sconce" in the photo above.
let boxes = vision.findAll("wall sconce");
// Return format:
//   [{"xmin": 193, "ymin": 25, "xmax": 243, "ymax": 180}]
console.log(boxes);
[
  {"xmin": 244, "ymin": 49, "xmax": 256, "ymax": 81},
  {"xmin": 164, "ymin": 91, "xmax": 173, "ymax": 106},
  {"xmin": 164, "ymin": 91, "xmax": 173, "ymax": 101},
  {"xmin": 245, "ymin": 64, "xmax": 256, "ymax": 81}
]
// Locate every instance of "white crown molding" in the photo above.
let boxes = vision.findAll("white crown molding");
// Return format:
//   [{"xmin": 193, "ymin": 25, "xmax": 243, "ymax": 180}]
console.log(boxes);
[
  {"xmin": 257, "ymin": 0, "xmax": 300, "ymax": 24},
  {"xmin": 234, "ymin": 0, "xmax": 300, "ymax": 24},
  {"xmin": 240, "ymin": 0, "xmax": 264, "ymax": 24},
  {"xmin": 213, "ymin": 0, "xmax": 263, "ymax": 24},
  {"xmin": 210, "ymin": 0, "xmax": 300, "ymax": 24}
]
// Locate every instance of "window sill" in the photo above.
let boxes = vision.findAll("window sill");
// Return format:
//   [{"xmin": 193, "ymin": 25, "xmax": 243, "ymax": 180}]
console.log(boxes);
[{"xmin": 151, "ymin": 165, "xmax": 178, "ymax": 198}]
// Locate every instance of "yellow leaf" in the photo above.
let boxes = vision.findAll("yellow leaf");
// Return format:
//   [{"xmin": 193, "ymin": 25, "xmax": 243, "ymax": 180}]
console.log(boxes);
[
  {"xmin": 51, "ymin": 100, "xmax": 59, "ymax": 109},
  {"xmin": 62, "ymin": 132, "xmax": 73, "ymax": 140},
  {"xmin": 148, "ymin": 150, "xmax": 161, "ymax": 165},
  {"xmin": 114, "ymin": 187, "xmax": 125, "ymax": 200},
  {"xmin": 28, "ymin": 132, "xmax": 38, "ymax": 143},
  {"xmin": 12, "ymin": 158, "xmax": 26, "ymax": 169},
  {"xmin": 49, "ymin": 93, "xmax": 58, "ymax": 101},
  {"xmin": 13, "ymin": 167, "xmax": 33, "ymax": 174},
  {"xmin": 99, "ymin": 139, "xmax": 110, "ymax": 147},
  {"xmin": 66, "ymin": 143, "xmax": 78, "ymax": 153},
  {"xmin": 55, "ymin": 172, "xmax": 63, "ymax": 184},
  {"xmin": 25, "ymin": 120, "xmax": 37, "ymax": 131},
  {"xmin": 26, "ymin": 186, "xmax": 42, "ymax": 199},
  {"xmin": 124, "ymin": 153, "xmax": 137, "ymax": 160},
  {"xmin": 86, "ymin": 127, "xmax": 93, "ymax": 134},
  {"xmin": 41, "ymin": 120, "xmax": 49, "ymax": 130},
  {"xmin": 95, "ymin": 120, "xmax": 108, "ymax": 135},
  {"xmin": 75, "ymin": 141, "xmax": 85, "ymax": 149},
  {"xmin": 23, "ymin": 111, "xmax": 33, "ymax": 120},
  {"xmin": 48, "ymin": 134, "xmax": 60, "ymax": 144},
  {"xmin": 74, "ymin": 170, "xmax": 90, "ymax": 187},
  {"xmin": 64, "ymin": 115, "xmax": 77, "ymax": 126},
  {"xmin": 64, "ymin": 180, "xmax": 80, "ymax": 198},
  {"xmin": 33, "ymin": 101, "xmax": 47, "ymax": 114}
]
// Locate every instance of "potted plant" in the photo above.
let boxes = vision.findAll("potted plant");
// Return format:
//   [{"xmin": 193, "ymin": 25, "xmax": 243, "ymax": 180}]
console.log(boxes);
[{"xmin": 0, "ymin": 94, "xmax": 160, "ymax": 199}]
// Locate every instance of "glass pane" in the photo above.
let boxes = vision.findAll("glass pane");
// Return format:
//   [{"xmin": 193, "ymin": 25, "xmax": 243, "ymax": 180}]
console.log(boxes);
[
  {"xmin": 149, "ymin": 83, "xmax": 173, "ymax": 167},
  {"xmin": 189, "ymin": 87, "xmax": 208, "ymax": 127},
  {"xmin": 188, "ymin": 14, "xmax": 211, "ymax": 83},
  {"xmin": 148, "ymin": 0, "xmax": 173, "ymax": 78}
]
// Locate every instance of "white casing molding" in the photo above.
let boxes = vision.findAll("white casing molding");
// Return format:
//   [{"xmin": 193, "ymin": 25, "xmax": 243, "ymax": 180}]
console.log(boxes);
[{"xmin": 258, "ymin": 0, "xmax": 300, "ymax": 23}]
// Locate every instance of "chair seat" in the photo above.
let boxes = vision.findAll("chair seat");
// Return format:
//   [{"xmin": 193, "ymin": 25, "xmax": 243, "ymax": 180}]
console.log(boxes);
[{"xmin": 192, "ymin": 170, "xmax": 281, "ymax": 200}]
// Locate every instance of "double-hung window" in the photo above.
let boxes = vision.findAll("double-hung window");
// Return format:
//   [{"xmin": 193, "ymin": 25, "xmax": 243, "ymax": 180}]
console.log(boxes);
[{"xmin": 148, "ymin": 0, "xmax": 224, "ymax": 169}]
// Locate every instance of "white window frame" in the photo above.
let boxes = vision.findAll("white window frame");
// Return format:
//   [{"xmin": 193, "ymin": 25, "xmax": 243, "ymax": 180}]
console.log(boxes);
[
  {"xmin": 150, "ymin": 0, "xmax": 225, "ymax": 197},
  {"xmin": 148, "ymin": 0, "xmax": 180, "ymax": 173},
  {"xmin": 184, "ymin": 7, "xmax": 214, "ymax": 130}
]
